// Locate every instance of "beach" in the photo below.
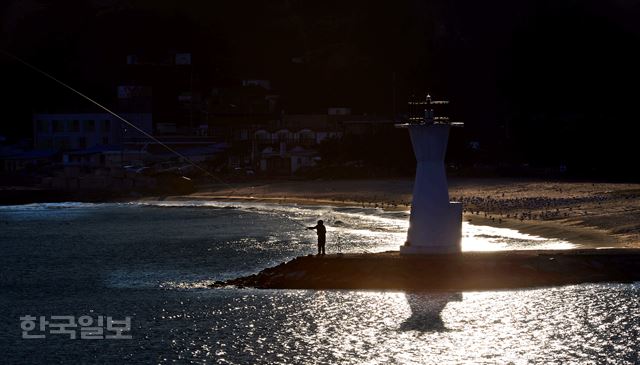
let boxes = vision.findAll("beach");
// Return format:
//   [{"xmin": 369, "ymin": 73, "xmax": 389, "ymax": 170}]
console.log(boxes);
[{"xmin": 160, "ymin": 178, "xmax": 640, "ymax": 248}]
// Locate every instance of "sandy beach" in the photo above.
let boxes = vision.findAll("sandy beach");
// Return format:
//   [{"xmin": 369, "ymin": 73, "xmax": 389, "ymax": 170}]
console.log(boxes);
[{"xmin": 159, "ymin": 178, "xmax": 640, "ymax": 248}]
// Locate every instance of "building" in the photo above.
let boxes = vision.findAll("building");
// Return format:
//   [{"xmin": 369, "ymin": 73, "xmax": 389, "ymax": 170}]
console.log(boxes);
[
  {"xmin": 257, "ymin": 145, "xmax": 317, "ymax": 175},
  {"xmin": 33, "ymin": 112, "xmax": 153, "ymax": 150},
  {"xmin": 341, "ymin": 117, "xmax": 396, "ymax": 136},
  {"xmin": 121, "ymin": 50, "xmax": 208, "ymax": 131},
  {"xmin": 250, "ymin": 114, "xmax": 345, "ymax": 174},
  {"xmin": 327, "ymin": 107, "xmax": 351, "ymax": 116},
  {"xmin": 1, "ymin": 149, "xmax": 57, "ymax": 172},
  {"xmin": 62, "ymin": 145, "xmax": 151, "ymax": 168},
  {"xmin": 241, "ymin": 79, "xmax": 271, "ymax": 90},
  {"xmin": 217, "ymin": 110, "xmax": 397, "ymax": 175}
]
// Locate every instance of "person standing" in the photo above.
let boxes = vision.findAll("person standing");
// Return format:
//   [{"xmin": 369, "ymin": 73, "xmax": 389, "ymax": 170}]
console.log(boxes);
[{"xmin": 307, "ymin": 220, "xmax": 327, "ymax": 255}]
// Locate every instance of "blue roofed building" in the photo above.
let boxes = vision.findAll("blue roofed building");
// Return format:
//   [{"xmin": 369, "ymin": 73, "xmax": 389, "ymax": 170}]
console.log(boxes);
[
  {"xmin": 0, "ymin": 148, "xmax": 58, "ymax": 172},
  {"xmin": 33, "ymin": 112, "xmax": 153, "ymax": 151}
]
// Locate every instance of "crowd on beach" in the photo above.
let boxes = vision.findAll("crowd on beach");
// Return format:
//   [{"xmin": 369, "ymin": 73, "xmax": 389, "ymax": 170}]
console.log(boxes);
[
  {"xmin": 454, "ymin": 195, "xmax": 603, "ymax": 223},
  {"xmin": 323, "ymin": 190, "xmax": 639, "ymax": 224}
]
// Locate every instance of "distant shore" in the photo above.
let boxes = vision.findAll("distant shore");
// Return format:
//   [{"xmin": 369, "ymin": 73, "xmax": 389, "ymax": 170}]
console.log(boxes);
[{"xmin": 158, "ymin": 178, "xmax": 640, "ymax": 248}]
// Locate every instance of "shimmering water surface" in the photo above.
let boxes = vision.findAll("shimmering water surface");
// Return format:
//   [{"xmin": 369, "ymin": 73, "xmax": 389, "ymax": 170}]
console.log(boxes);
[{"xmin": 0, "ymin": 201, "xmax": 638, "ymax": 364}]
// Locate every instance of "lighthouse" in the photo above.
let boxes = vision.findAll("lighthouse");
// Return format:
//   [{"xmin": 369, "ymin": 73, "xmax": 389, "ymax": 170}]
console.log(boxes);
[{"xmin": 397, "ymin": 94, "xmax": 463, "ymax": 254}]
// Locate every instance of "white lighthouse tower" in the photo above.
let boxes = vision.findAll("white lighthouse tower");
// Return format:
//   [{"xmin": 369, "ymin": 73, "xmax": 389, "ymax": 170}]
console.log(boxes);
[{"xmin": 398, "ymin": 94, "xmax": 463, "ymax": 254}]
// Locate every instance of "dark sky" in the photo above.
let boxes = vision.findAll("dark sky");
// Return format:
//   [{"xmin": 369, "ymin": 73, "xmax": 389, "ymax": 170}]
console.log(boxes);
[{"xmin": 1, "ymin": 0, "xmax": 639, "ymax": 176}]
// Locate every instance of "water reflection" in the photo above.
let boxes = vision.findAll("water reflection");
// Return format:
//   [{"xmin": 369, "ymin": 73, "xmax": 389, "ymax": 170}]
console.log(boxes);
[{"xmin": 400, "ymin": 292, "xmax": 462, "ymax": 332}]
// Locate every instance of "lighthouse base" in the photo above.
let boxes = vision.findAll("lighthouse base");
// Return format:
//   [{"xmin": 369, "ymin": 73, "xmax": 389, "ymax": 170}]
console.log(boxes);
[
  {"xmin": 399, "ymin": 244, "xmax": 461, "ymax": 255},
  {"xmin": 400, "ymin": 202, "xmax": 463, "ymax": 255}
]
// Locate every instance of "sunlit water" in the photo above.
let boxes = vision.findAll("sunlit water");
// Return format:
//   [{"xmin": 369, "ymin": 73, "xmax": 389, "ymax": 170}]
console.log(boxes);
[{"xmin": 0, "ymin": 201, "xmax": 637, "ymax": 364}]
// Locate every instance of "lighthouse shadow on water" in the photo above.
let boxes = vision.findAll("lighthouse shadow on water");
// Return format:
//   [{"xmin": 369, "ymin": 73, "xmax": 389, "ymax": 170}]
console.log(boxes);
[{"xmin": 399, "ymin": 292, "xmax": 463, "ymax": 332}]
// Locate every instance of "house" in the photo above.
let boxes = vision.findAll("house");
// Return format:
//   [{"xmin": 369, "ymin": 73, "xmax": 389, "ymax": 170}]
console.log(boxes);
[
  {"xmin": 33, "ymin": 112, "xmax": 153, "ymax": 151},
  {"xmin": 62, "ymin": 145, "xmax": 151, "ymax": 168},
  {"xmin": 152, "ymin": 143, "xmax": 229, "ymax": 164},
  {"xmin": 341, "ymin": 117, "xmax": 396, "ymax": 136},
  {"xmin": 1, "ymin": 149, "xmax": 57, "ymax": 172},
  {"xmin": 242, "ymin": 79, "xmax": 271, "ymax": 91},
  {"xmin": 257, "ymin": 145, "xmax": 317, "ymax": 175},
  {"xmin": 328, "ymin": 107, "xmax": 351, "ymax": 116},
  {"xmin": 250, "ymin": 114, "xmax": 344, "ymax": 175}
]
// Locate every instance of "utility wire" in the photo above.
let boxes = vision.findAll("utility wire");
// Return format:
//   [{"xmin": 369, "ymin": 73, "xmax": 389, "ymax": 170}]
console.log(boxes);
[{"xmin": 0, "ymin": 49, "xmax": 233, "ymax": 188}]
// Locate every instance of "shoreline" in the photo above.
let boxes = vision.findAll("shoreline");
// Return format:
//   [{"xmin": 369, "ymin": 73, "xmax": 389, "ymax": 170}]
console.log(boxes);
[
  {"xmin": 4, "ymin": 178, "xmax": 638, "ymax": 248},
  {"xmin": 179, "ymin": 195, "xmax": 619, "ymax": 248},
  {"xmin": 158, "ymin": 178, "xmax": 640, "ymax": 248}
]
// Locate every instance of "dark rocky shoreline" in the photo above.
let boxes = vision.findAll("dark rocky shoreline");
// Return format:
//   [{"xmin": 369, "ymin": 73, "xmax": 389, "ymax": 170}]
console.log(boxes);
[{"xmin": 213, "ymin": 249, "xmax": 640, "ymax": 291}]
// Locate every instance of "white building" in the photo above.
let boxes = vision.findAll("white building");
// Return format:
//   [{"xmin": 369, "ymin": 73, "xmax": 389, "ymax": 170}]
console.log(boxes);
[{"xmin": 33, "ymin": 113, "xmax": 153, "ymax": 150}]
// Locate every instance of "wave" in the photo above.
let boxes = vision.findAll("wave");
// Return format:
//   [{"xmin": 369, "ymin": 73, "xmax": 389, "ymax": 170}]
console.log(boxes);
[
  {"xmin": 0, "ymin": 201, "xmax": 103, "ymax": 211},
  {"xmin": 130, "ymin": 199, "xmax": 409, "ymax": 231}
]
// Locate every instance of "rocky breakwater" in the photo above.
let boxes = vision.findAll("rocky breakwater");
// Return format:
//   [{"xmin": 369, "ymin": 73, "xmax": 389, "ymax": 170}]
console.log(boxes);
[{"xmin": 213, "ymin": 249, "xmax": 640, "ymax": 290}]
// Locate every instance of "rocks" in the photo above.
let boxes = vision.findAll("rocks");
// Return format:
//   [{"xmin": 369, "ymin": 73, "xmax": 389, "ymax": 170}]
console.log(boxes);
[{"xmin": 214, "ymin": 249, "xmax": 640, "ymax": 291}]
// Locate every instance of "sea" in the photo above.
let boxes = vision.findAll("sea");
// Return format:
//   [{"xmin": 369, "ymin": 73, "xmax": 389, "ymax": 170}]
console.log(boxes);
[{"xmin": 0, "ymin": 201, "xmax": 638, "ymax": 364}]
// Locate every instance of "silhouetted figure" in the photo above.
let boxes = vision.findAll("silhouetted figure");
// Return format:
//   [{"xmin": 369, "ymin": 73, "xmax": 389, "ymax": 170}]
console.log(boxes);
[{"xmin": 307, "ymin": 220, "xmax": 326, "ymax": 255}]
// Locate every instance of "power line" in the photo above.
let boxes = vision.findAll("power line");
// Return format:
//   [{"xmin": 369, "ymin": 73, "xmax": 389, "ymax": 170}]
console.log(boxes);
[{"xmin": 0, "ymin": 49, "xmax": 233, "ymax": 188}]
